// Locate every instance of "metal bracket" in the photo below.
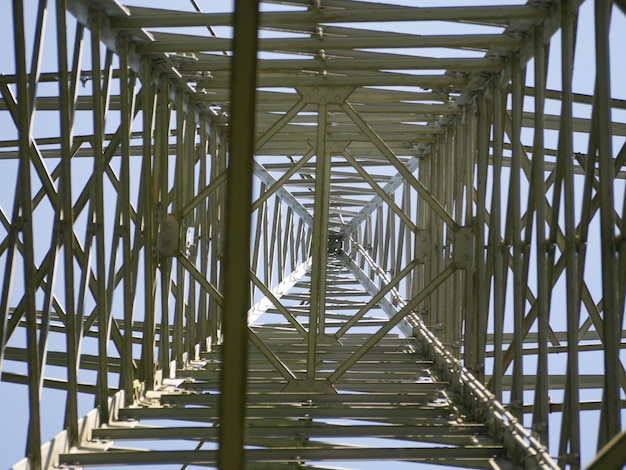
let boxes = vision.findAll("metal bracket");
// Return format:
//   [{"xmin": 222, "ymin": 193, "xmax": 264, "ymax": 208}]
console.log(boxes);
[
  {"xmin": 453, "ymin": 227, "xmax": 474, "ymax": 269},
  {"xmin": 326, "ymin": 142, "xmax": 350, "ymax": 155},
  {"xmin": 297, "ymin": 86, "xmax": 354, "ymax": 104},
  {"xmin": 317, "ymin": 334, "xmax": 341, "ymax": 345},
  {"xmin": 282, "ymin": 378, "xmax": 337, "ymax": 393},
  {"xmin": 414, "ymin": 229, "xmax": 430, "ymax": 264},
  {"xmin": 158, "ymin": 214, "xmax": 180, "ymax": 257},
  {"xmin": 158, "ymin": 214, "xmax": 193, "ymax": 257}
]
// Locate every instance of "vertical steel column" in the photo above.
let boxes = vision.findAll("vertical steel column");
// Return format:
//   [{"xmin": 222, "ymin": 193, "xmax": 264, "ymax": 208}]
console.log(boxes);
[
  {"xmin": 396, "ymin": 184, "xmax": 407, "ymax": 275},
  {"xmin": 490, "ymin": 78, "xmax": 506, "ymax": 402},
  {"xmin": 452, "ymin": 119, "xmax": 465, "ymax": 360},
  {"xmin": 13, "ymin": 0, "xmax": 41, "ymax": 465},
  {"xmin": 567, "ymin": 0, "xmax": 604, "ymax": 456},
  {"xmin": 375, "ymin": 206, "xmax": 384, "ymax": 282},
  {"xmin": 594, "ymin": 0, "xmax": 620, "ymax": 447},
  {"xmin": 418, "ymin": 152, "xmax": 430, "ymax": 316},
  {"xmin": 463, "ymin": 106, "xmax": 476, "ymax": 369},
  {"xmin": 283, "ymin": 208, "xmax": 293, "ymax": 273},
  {"xmin": 262, "ymin": 186, "xmax": 270, "ymax": 285},
  {"xmin": 269, "ymin": 197, "xmax": 281, "ymax": 285},
  {"xmin": 173, "ymin": 91, "xmax": 186, "ymax": 364},
  {"xmin": 118, "ymin": 35, "xmax": 135, "ymax": 399},
  {"xmin": 366, "ymin": 214, "xmax": 373, "ymax": 276},
  {"xmin": 208, "ymin": 121, "xmax": 222, "ymax": 348},
  {"xmin": 67, "ymin": 25, "xmax": 86, "ymax": 408},
  {"xmin": 156, "ymin": 74, "xmax": 171, "ymax": 371},
  {"xmin": 251, "ymin": 183, "xmax": 265, "ymax": 303},
  {"xmin": 307, "ymin": 102, "xmax": 330, "ymax": 378},
  {"xmin": 531, "ymin": 23, "xmax": 550, "ymax": 446},
  {"xmin": 140, "ymin": 57, "xmax": 157, "ymax": 388},
  {"xmin": 509, "ymin": 52, "xmax": 525, "ymax": 420},
  {"xmin": 433, "ymin": 135, "xmax": 445, "ymax": 334},
  {"xmin": 217, "ymin": 0, "xmax": 259, "ymax": 467},
  {"xmin": 55, "ymin": 0, "xmax": 79, "ymax": 446},
  {"xmin": 557, "ymin": 1, "xmax": 581, "ymax": 465},
  {"xmin": 90, "ymin": 8, "xmax": 110, "ymax": 424},
  {"xmin": 103, "ymin": 49, "xmax": 126, "ymax": 351},
  {"xmin": 429, "ymin": 138, "xmax": 440, "ymax": 327},
  {"xmin": 474, "ymin": 92, "xmax": 489, "ymax": 383},
  {"xmin": 387, "ymin": 209, "xmax": 395, "ymax": 281},
  {"xmin": 404, "ymin": 184, "xmax": 413, "ymax": 299},
  {"xmin": 197, "ymin": 115, "xmax": 210, "ymax": 346},
  {"xmin": 276, "ymin": 202, "xmax": 285, "ymax": 278},
  {"xmin": 442, "ymin": 129, "xmax": 454, "ymax": 349},
  {"xmin": 182, "ymin": 95, "xmax": 198, "ymax": 358},
  {"xmin": 295, "ymin": 218, "xmax": 304, "ymax": 263}
]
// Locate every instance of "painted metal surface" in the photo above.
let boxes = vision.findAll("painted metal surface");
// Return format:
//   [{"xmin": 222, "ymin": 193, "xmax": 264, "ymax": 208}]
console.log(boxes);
[{"xmin": 1, "ymin": 0, "xmax": 625, "ymax": 469}]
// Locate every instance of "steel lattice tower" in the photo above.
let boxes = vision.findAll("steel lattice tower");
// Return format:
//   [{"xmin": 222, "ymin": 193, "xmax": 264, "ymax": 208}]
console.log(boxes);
[{"xmin": 1, "ymin": 0, "xmax": 625, "ymax": 469}]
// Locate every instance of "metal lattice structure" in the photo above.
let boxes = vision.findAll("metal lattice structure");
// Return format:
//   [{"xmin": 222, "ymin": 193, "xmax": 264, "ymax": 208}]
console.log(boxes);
[{"xmin": 1, "ymin": 0, "xmax": 625, "ymax": 468}]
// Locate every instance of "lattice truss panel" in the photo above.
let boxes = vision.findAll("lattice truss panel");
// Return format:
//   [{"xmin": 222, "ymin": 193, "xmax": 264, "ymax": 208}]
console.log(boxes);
[{"xmin": 0, "ymin": 0, "xmax": 625, "ymax": 469}]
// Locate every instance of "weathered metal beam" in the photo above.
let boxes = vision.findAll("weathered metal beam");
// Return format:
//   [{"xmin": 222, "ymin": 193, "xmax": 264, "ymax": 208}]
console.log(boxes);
[
  {"xmin": 217, "ymin": 0, "xmax": 259, "ymax": 468},
  {"xmin": 12, "ymin": 1, "xmax": 42, "ymax": 464},
  {"xmin": 594, "ymin": 0, "xmax": 621, "ymax": 448},
  {"xmin": 134, "ymin": 34, "xmax": 524, "ymax": 54},
  {"xmin": 114, "ymin": 5, "xmax": 550, "ymax": 29},
  {"xmin": 197, "ymin": 73, "xmax": 467, "ymax": 89},
  {"xmin": 306, "ymin": 101, "xmax": 331, "ymax": 379},
  {"xmin": 59, "ymin": 446, "xmax": 507, "ymax": 466},
  {"xmin": 92, "ymin": 423, "xmax": 487, "ymax": 441}
]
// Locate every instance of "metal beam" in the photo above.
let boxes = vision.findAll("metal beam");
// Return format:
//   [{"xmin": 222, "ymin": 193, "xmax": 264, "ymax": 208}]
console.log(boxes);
[
  {"xmin": 113, "ymin": 5, "xmax": 550, "ymax": 29},
  {"xmin": 217, "ymin": 1, "xmax": 259, "ymax": 468}
]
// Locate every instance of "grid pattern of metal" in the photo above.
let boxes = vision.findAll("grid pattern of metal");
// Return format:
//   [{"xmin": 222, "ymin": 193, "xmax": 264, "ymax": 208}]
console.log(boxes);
[{"xmin": 1, "ymin": 0, "xmax": 625, "ymax": 469}]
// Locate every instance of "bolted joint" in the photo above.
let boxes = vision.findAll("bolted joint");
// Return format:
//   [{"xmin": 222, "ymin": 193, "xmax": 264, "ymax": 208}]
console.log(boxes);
[
  {"xmin": 157, "ymin": 214, "xmax": 180, "ymax": 257},
  {"xmin": 298, "ymin": 86, "xmax": 354, "ymax": 104},
  {"xmin": 414, "ymin": 229, "xmax": 430, "ymax": 264},
  {"xmin": 559, "ymin": 452, "xmax": 580, "ymax": 466},
  {"xmin": 325, "ymin": 142, "xmax": 350, "ymax": 155},
  {"xmin": 157, "ymin": 214, "xmax": 194, "ymax": 257},
  {"xmin": 282, "ymin": 378, "xmax": 337, "ymax": 393},
  {"xmin": 453, "ymin": 226, "xmax": 474, "ymax": 269},
  {"xmin": 327, "ymin": 231, "xmax": 344, "ymax": 256}
]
